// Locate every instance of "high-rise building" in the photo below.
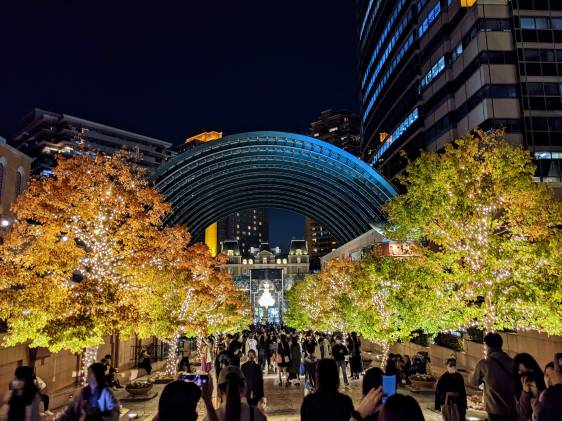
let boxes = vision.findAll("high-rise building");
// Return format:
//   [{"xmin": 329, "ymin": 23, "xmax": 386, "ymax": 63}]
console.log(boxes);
[
  {"xmin": 306, "ymin": 110, "xmax": 361, "ymax": 269},
  {"xmin": 310, "ymin": 109, "xmax": 361, "ymax": 155},
  {"xmin": 10, "ymin": 109, "xmax": 175, "ymax": 175},
  {"xmin": 358, "ymin": 0, "xmax": 562, "ymax": 183},
  {"xmin": 218, "ymin": 208, "xmax": 268, "ymax": 255}
]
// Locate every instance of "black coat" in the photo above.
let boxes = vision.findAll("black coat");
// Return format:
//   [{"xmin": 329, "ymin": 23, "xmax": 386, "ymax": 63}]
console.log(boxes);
[
  {"xmin": 288, "ymin": 342, "xmax": 302, "ymax": 374},
  {"xmin": 241, "ymin": 360, "xmax": 264, "ymax": 402},
  {"xmin": 435, "ymin": 371, "xmax": 467, "ymax": 412}
]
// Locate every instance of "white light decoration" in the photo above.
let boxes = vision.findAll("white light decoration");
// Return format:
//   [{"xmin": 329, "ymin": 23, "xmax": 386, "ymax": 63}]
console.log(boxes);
[{"xmin": 258, "ymin": 282, "xmax": 275, "ymax": 309}]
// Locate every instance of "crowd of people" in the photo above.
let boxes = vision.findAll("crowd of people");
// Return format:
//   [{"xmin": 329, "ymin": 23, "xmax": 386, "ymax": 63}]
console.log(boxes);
[{"xmin": 1, "ymin": 328, "xmax": 561, "ymax": 421}]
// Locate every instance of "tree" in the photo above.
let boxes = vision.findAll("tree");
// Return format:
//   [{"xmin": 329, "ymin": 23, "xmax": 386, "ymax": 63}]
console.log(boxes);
[
  {"xmin": 135, "ymin": 242, "xmax": 251, "ymax": 374},
  {"xmin": 349, "ymin": 253, "xmax": 473, "ymax": 367},
  {"xmin": 0, "ymin": 153, "xmax": 188, "ymax": 355},
  {"xmin": 385, "ymin": 129, "xmax": 562, "ymax": 334}
]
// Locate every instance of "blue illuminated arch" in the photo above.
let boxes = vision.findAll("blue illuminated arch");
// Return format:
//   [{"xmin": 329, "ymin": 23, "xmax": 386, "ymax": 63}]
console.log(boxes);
[{"xmin": 152, "ymin": 131, "xmax": 397, "ymax": 243}]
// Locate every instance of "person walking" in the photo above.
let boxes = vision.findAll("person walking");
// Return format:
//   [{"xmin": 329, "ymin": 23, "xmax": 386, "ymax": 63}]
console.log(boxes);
[
  {"xmin": 241, "ymin": 350, "xmax": 265, "ymax": 407},
  {"xmin": 332, "ymin": 337, "xmax": 349, "ymax": 387},
  {"xmin": 435, "ymin": 358, "xmax": 467, "ymax": 421},
  {"xmin": 59, "ymin": 362, "xmax": 120, "ymax": 421},
  {"xmin": 301, "ymin": 359, "xmax": 354, "ymax": 421},
  {"xmin": 287, "ymin": 336, "xmax": 302, "ymax": 386},
  {"xmin": 2, "ymin": 366, "xmax": 42, "ymax": 421},
  {"xmin": 276, "ymin": 335, "xmax": 290, "ymax": 386},
  {"xmin": 470, "ymin": 332, "xmax": 517, "ymax": 421}
]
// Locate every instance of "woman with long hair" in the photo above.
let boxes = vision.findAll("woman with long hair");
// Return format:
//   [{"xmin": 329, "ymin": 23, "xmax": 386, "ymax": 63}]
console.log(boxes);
[
  {"xmin": 3, "ymin": 366, "xmax": 42, "ymax": 421},
  {"xmin": 154, "ymin": 380, "xmax": 218, "ymax": 421},
  {"xmin": 59, "ymin": 362, "xmax": 120, "ymax": 421},
  {"xmin": 208, "ymin": 366, "xmax": 266, "ymax": 421},
  {"xmin": 513, "ymin": 353, "xmax": 546, "ymax": 421},
  {"xmin": 276, "ymin": 335, "xmax": 290, "ymax": 386},
  {"xmin": 301, "ymin": 359, "xmax": 354, "ymax": 421}
]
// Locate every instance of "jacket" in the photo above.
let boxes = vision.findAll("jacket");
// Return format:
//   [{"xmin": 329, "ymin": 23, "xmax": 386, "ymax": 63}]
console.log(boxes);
[{"xmin": 470, "ymin": 349, "xmax": 516, "ymax": 417}]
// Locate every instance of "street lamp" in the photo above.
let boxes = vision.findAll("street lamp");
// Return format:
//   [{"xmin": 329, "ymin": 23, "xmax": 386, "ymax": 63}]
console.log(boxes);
[{"xmin": 0, "ymin": 217, "xmax": 11, "ymax": 228}]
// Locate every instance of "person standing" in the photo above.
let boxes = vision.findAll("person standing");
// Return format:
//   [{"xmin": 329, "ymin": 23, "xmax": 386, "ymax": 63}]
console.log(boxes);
[
  {"xmin": 332, "ymin": 337, "xmax": 349, "ymax": 387},
  {"xmin": 435, "ymin": 358, "xmax": 467, "ymax": 421},
  {"xmin": 241, "ymin": 350, "xmax": 265, "ymax": 407},
  {"xmin": 303, "ymin": 333, "xmax": 318, "ymax": 390},
  {"xmin": 277, "ymin": 335, "xmax": 290, "ymax": 386},
  {"xmin": 470, "ymin": 333, "xmax": 517, "ymax": 421},
  {"xmin": 3, "ymin": 366, "xmax": 42, "ymax": 421},
  {"xmin": 245, "ymin": 335, "xmax": 258, "ymax": 359},
  {"xmin": 349, "ymin": 332, "xmax": 362, "ymax": 380},
  {"xmin": 139, "ymin": 348, "xmax": 152, "ymax": 375},
  {"xmin": 60, "ymin": 363, "xmax": 120, "ymax": 421},
  {"xmin": 301, "ymin": 359, "xmax": 354, "ymax": 421}
]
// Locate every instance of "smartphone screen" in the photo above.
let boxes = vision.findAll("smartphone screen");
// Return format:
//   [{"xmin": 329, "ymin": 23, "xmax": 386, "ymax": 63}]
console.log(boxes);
[
  {"xmin": 178, "ymin": 373, "xmax": 209, "ymax": 386},
  {"xmin": 381, "ymin": 375, "xmax": 397, "ymax": 404}
]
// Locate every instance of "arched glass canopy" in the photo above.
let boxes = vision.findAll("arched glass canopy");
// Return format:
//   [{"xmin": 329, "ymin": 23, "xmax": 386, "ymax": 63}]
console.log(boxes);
[{"xmin": 152, "ymin": 131, "xmax": 397, "ymax": 244}]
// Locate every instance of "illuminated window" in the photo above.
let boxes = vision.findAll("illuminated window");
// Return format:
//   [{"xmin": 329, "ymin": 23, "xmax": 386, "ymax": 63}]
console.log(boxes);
[
  {"xmin": 328, "ymin": 127, "xmax": 338, "ymax": 132},
  {"xmin": 243, "ymin": 259, "xmax": 248, "ymax": 264},
  {"xmin": 276, "ymin": 259, "xmax": 281, "ymax": 264},
  {"xmin": 283, "ymin": 259, "xmax": 287, "ymax": 264},
  {"xmin": 418, "ymin": 2, "xmax": 441, "ymax": 39},
  {"xmin": 262, "ymin": 258, "xmax": 267, "ymax": 264},
  {"xmin": 249, "ymin": 259, "xmax": 254, "ymax": 264},
  {"xmin": 372, "ymin": 107, "xmax": 419, "ymax": 163},
  {"xmin": 297, "ymin": 257, "xmax": 301, "ymax": 264},
  {"xmin": 420, "ymin": 56, "xmax": 446, "ymax": 90}
]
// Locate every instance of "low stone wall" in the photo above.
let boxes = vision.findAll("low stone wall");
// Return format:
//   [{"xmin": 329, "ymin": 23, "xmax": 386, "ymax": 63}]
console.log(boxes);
[
  {"xmin": 364, "ymin": 330, "xmax": 562, "ymax": 378},
  {"xmin": 0, "ymin": 334, "xmax": 164, "ymax": 409}
]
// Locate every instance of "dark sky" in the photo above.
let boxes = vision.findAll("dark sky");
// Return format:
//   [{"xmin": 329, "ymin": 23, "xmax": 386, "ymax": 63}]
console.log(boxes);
[{"xmin": 0, "ymin": 0, "xmax": 359, "ymax": 249}]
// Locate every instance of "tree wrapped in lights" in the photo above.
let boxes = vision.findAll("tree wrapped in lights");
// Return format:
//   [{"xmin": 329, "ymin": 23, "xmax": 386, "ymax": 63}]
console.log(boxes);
[
  {"xmin": 350, "ymin": 253, "xmax": 473, "ymax": 368},
  {"xmin": 0, "ymin": 153, "xmax": 189, "ymax": 356},
  {"xmin": 135, "ymin": 243, "xmax": 251, "ymax": 375},
  {"xmin": 285, "ymin": 260, "xmax": 358, "ymax": 332},
  {"xmin": 385, "ymin": 129, "xmax": 562, "ymax": 334}
]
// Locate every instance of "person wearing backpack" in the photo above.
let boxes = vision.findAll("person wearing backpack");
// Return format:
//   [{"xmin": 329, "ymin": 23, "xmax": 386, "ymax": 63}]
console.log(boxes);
[{"xmin": 470, "ymin": 333, "xmax": 517, "ymax": 421}]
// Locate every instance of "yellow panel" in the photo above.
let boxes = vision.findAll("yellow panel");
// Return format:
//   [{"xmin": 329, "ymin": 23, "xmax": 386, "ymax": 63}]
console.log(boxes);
[
  {"xmin": 205, "ymin": 222, "xmax": 218, "ymax": 257},
  {"xmin": 460, "ymin": 0, "xmax": 477, "ymax": 6}
]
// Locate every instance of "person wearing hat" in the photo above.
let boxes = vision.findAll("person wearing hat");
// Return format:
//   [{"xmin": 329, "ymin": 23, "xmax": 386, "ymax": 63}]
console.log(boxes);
[{"xmin": 206, "ymin": 366, "xmax": 267, "ymax": 421}]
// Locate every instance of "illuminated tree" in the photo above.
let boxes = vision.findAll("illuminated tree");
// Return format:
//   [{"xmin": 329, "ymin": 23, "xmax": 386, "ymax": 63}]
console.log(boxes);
[
  {"xmin": 350, "ymin": 253, "xmax": 473, "ymax": 367},
  {"xmin": 136, "ymin": 243, "xmax": 251, "ymax": 375},
  {"xmin": 385, "ymin": 129, "xmax": 562, "ymax": 334},
  {"xmin": 0, "ymin": 153, "xmax": 188, "ymax": 360}
]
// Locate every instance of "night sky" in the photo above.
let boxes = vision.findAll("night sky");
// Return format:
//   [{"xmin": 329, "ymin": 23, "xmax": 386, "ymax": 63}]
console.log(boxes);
[{"xmin": 0, "ymin": 0, "xmax": 359, "ymax": 249}]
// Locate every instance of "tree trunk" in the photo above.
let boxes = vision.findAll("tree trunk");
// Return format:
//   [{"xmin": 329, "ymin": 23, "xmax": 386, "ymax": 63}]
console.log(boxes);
[{"xmin": 81, "ymin": 345, "xmax": 99, "ymax": 385}]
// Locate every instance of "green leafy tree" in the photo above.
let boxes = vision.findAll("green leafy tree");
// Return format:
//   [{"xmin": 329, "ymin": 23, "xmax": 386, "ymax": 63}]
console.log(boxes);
[{"xmin": 385, "ymin": 129, "xmax": 562, "ymax": 334}]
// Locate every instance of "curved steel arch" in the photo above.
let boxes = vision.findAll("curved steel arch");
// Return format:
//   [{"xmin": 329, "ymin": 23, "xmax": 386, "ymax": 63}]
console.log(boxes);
[{"xmin": 152, "ymin": 131, "xmax": 397, "ymax": 243}]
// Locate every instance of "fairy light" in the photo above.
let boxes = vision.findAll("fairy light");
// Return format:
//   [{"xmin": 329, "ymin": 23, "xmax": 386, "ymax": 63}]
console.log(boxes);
[{"xmin": 81, "ymin": 345, "xmax": 99, "ymax": 385}]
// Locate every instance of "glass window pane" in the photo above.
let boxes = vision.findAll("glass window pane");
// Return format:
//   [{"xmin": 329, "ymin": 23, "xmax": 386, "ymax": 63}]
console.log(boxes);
[
  {"xmin": 534, "ymin": 17, "xmax": 550, "ymax": 30},
  {"xmin": 520, "ymin": 17, "xmax": 535, "ymax": 29}
]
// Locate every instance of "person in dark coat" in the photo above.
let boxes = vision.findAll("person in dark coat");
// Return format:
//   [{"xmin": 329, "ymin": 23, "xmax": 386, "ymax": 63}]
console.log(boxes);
[
  {"xmin": 349, "ymin": 332, "xmax": 363, "ymax": 380},
  {"xmin": 139, "ymin": 349, "xmax": 152, "ymax": 375},
  {"xmin": 241, "ymin": 350, "xmax": 265, "ymax": 407},
  {"xmin": 301, "ymin": 359, "xmax": 353, "ymax": 421},
  {"xmin": 435, "ymin": 358, "xmax": 467, "ymax": 420},
  {"xmin": 288, "ymin": 336, "xmax": 302, "ymax": 386}
]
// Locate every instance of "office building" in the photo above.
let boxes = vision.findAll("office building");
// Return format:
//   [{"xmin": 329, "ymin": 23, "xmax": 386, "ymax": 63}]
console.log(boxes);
[
  {"xmin": 310, "ymin": 109, "xmax": 361, "ymax": 155},
  {"xmin": 218, "ymin": 208, "xmax": 268, "ymax": 255},
  {"xmin": 0, "ymin": 137, "xmax": 33, "ymax": 236},
  {"xmin": 306, "ymin": 110, "xmax": 360, "ymax": 268},
  {"xmin": 358, "ymin": 0, "xmax": 562, "ymax": 183},
  {"xmin": 10, "ymin": 108, "xmax": 175, "ymax": 176}
]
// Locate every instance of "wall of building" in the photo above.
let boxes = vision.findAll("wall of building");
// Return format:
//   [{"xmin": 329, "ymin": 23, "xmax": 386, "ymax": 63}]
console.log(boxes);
[{"xmin": 0, "ymin": 140, "xmax": 32, "ymax": 226}]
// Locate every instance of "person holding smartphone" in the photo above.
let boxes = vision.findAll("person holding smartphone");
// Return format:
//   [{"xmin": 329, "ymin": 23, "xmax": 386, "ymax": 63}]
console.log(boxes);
[{"xmin": 533, "ymin": 354, "xmax": 562, "ymax": 421}]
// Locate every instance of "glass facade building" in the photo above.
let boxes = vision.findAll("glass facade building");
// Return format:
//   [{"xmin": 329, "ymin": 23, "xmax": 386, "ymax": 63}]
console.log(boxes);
[{"xmin": 358, "ymin": 0, "xmax": 562, "ymax": 184}]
